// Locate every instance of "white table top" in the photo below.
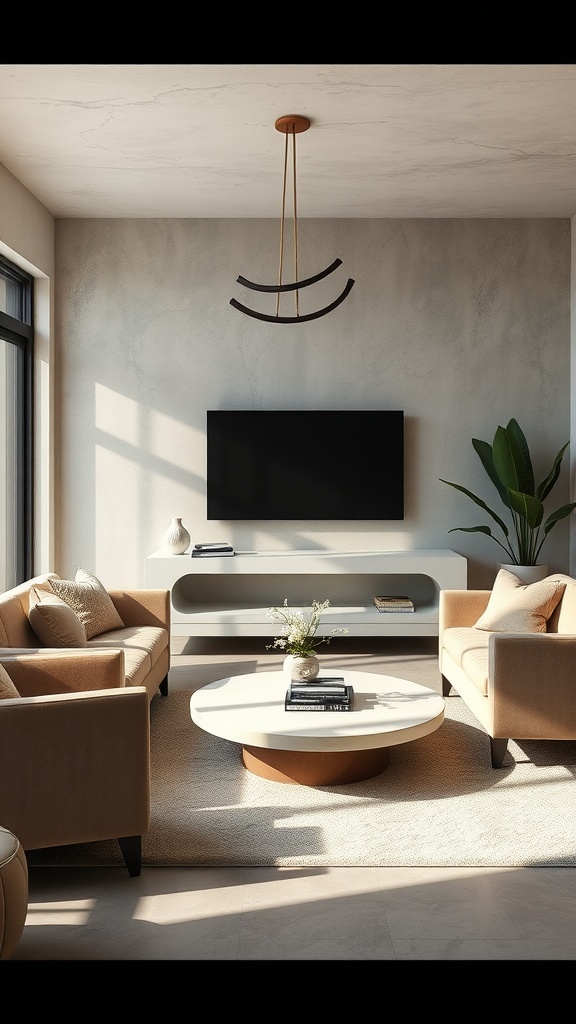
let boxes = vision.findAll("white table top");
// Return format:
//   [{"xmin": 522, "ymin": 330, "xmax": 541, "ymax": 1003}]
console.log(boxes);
[{"xmin": 189, "ymin": 670, "xmax": 445, "ymax": 753}]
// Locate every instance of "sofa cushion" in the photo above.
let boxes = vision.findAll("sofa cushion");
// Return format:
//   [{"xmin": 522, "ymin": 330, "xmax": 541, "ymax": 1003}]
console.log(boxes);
[
  {"xmin": 554, "ymin": 579, "xmax": 576, "ymax": 634},
  {"xmin": 49, "ymin": 568, "xmax": 124, "ymax": 640},
  {"xmin": 0, "ymin": 663, "xmax": 19, "ymax": 698},
  {"xmin": 28, "ymin": 586, "xmax": 88, "ymax": 647},
  {"xmin": 442, "ymin": 626, "xmax": 491, "ymax": 695},
  {"xmin": 87, "ymin": 625, "xmax": 167, "ymax": 686},
  {"xmin": 474, "ymin": 568, "xmax": 566, "ymax": 633}
]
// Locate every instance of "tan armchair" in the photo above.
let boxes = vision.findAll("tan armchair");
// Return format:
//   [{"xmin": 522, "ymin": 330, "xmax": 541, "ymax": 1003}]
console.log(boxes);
[
  {"xmin": 439, "ymin": 573, "xmax": 576, "ymax": 767},
  {"xmin": 0, "ymin": 650, "xmax": 150, "ymax": 876},
  {"xmin": 0, "ymin": 572, "xmax": 171, "ymax": 876}
]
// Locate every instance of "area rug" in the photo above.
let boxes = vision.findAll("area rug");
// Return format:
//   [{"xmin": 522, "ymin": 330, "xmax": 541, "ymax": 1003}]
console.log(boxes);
[{"xmin": 26, "ymin": 684, "xmax": 576, "ymax": 869}]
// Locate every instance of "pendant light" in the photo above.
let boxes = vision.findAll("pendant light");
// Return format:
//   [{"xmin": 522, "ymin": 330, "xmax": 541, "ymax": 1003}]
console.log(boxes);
[{"xmin": 230, "ymin": 114, "xmax": 355, "ymax": 324}]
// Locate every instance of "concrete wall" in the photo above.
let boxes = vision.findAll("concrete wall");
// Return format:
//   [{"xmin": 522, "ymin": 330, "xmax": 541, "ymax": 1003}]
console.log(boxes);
[{"xmin": 52, "ymin": 217, "xmax": 571, "ymax": 589}]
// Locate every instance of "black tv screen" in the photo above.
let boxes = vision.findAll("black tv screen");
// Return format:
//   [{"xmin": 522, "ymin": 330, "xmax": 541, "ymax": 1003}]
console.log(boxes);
[{"xmin": 206, "ymin": 410, "xmax": 404, "ymax": 521}]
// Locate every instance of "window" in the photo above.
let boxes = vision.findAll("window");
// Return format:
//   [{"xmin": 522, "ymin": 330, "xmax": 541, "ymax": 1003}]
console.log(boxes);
[{"xmin": 0, "ymin": 255, "xmax": 33, "ymax": 590}]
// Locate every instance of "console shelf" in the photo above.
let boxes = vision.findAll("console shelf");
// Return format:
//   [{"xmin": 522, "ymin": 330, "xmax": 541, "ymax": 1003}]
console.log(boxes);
[{"xmin": 145, "ymin": 548, "xmax": 468, "ymax": 638}]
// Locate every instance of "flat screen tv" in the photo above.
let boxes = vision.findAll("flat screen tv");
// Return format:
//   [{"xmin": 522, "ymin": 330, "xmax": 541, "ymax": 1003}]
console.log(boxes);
[{"xmin": 206, "ymin": 410, "xmax": 404, "ymax": 521}]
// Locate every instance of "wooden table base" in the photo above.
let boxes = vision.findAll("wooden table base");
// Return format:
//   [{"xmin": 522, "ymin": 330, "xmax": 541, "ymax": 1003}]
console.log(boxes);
[{"xmin": 242, "ymin": 744, "xmax": 390, "ymax": 786}]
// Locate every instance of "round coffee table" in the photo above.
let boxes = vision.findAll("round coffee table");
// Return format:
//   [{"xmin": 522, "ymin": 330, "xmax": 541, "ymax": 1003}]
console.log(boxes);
[{"xmin": 189, "ymin": 670, "xmax": 444, "ymax": 786}]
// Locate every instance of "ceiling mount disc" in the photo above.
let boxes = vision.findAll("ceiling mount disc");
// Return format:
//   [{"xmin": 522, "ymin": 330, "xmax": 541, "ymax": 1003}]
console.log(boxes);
[{"xmin": 275, "ymin": 115, "xmax": 311, "ymax": 134}]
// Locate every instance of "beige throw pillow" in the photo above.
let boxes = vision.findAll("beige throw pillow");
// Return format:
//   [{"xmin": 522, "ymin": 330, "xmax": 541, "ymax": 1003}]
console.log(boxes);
[
  {"xmin": 474, "ymin": 568, "xmax": 566, "ymax": 633},
  {"xmin": 0, "ymin": 663, "xmax": 20, "ymax": 698},
  {"xmin": 28, "ymin": 586, "xmax": 87, "ymax": 647},
  {"xmin": 49, "ymin": 568, "xmax": 124, "ymax": 640}
]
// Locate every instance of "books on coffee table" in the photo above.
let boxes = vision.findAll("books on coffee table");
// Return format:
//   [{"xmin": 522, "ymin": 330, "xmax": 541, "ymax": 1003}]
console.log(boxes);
[
  {"xmin": 373, "ymin": 595, "xmax": 414, "ymax": 612},
  {"xmin": 285, "ymin": 676, "xmax": 354, "ymax": 712}
]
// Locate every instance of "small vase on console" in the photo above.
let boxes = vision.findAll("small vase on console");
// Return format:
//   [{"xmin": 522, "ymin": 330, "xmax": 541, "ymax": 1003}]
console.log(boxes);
[
  {"xmin": 164, "ymin": 517, "xmax": 191, "ymax": 555},
  {"xmin": 283, "ymin": 654, "xmax": 320, "ymax": 682}
]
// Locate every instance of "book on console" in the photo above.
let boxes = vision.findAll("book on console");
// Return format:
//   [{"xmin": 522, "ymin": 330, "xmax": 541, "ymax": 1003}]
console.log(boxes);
[
  {"xmin": 193, "ymin": 542, "xmax": 234, "ymax": 551},
  {"xmin": 192, "ymin": 543, "xmax": 235, "ymax": 557},
  {"xmin": 373, "ymin": 595, "xmax": 414, "ymax": 612}
]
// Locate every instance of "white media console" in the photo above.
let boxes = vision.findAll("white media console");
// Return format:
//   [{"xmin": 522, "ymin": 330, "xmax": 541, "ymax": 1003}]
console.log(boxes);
[{"xmin": 145, "ymin": 548, "xmax": 468, "ymax": 638}]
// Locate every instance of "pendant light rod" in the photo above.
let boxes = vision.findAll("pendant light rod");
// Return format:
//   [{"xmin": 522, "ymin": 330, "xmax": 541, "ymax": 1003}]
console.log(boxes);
[{"xmin": 275, "ymin": 116, "xmax": 309, "ymax": 317}]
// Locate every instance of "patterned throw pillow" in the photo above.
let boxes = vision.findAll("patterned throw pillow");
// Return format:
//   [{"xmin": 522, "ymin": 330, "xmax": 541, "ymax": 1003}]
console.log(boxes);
[
  {"xmin": 49, "ymin": 568, "xmax": 124, "ymax": 640},
  {"xmin": 28, "ymin": 586, "xmax": 87, "ymax": 647},
  {"xmin": 0, "ymin": 663, "xmax": 20, "ymax": 698},
  {"xmin": 474, "ymin": 568, "xmax": 566, "ymax": 633}
]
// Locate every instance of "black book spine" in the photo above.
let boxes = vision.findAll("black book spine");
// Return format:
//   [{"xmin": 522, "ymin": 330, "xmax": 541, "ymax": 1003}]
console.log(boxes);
[{"xmin": 284, "ymin": 702, "xmax": 352, "ymax": 712}]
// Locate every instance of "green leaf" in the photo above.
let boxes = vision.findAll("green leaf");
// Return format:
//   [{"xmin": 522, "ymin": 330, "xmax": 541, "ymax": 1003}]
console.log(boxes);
[
  {"xmin": 537, "ymin": 442, "xmax": 569, "ymax": 501},
  {"xmin": 492, "ymin": 422, "xmax": 535, "ymax": 496},
  {"xmin": 439, "ymin": 479, "xmax": 511, "ymax": 537},
  {"xmin": 542, "ymin": 502, "xmax": 576, "ymax": 534},
  {"xmin": 447, "ymin": 524, "xmax": 515, "ymax": 560},
  {"xmin": 507, "ymin": 488, "xmax": 544, "ymax": 528},
  {"xmin": 472, "ymin": 438, "xmax": 510, "ymax": 508},
  {"xmin": 506, "ymin": 418, "xmax": 535, "ymax": 490}
]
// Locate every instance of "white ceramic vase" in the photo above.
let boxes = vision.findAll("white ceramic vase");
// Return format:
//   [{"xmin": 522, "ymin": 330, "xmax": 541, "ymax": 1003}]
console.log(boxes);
[
  {"xmin": 283, "ymin": 653, "xmax": 320, "ymax": 682},
  {"xmin": 164, "ymin": 517, "xmax": 190, "ymax": 555},
  {"xmin": 499, "ymin": 563, "xmax": 549, "ymax": 584}
]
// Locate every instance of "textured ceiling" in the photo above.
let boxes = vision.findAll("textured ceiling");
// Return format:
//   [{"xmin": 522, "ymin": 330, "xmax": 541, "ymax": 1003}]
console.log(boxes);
[{"xmin": 0, "ymin": 64, "xmax": 575, "ymax": 219}]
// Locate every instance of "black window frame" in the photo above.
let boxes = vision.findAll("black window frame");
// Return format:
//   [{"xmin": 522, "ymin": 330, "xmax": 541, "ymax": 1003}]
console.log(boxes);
[{"xmin": 0, "ymin": 254, "xmax": 34, "ymax": 585}]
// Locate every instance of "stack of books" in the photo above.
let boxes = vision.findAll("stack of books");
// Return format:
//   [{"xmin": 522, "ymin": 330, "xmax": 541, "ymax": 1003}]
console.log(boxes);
[
  {"xmin": 191, "ymin": 542, "xmax": 235, "ymax": 558},
  {"xmin": 284, "ymin": 676, "xmax": 354, "ymax": 712},
  {"xmin": 373, "ymin": 595, "xmax": 414, "ymax": 612}
]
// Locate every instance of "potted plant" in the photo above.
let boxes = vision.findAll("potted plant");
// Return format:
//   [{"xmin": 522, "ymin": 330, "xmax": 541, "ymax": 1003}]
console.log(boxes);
[{"xmin": 440, "ymin": 418, "xmax": 576, "ymax": 572}]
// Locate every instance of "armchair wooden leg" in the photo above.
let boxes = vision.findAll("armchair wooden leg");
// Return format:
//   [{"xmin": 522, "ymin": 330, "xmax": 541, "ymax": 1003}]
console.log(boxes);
[
  {"xmin": 490, "ymin": 737, "xmax": 508, "ymax": 769},
  {"xmin": 118, "ymin": 835, "xmax": 142, "ymax": 876},
  {"xmin": 159, "ymin": 675, "xmax": 168, "ymax": 696},
  {"xmin": 441, "ymin": 675, "xmax": 452, "ymax": 697}
]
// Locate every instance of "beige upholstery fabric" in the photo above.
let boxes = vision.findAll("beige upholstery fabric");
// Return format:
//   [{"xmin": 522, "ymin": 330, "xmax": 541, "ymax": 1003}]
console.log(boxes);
[
  {"xmin": 0, "ymin": 663, "xmax": 19, "ymax": 699},
  {"xmin": 555, "ymin": 579, "xmax": 576, "ymax": 634},
  {"xmin": 87, "ymin": 626, "xmax": 168, "ymax": 687},
  {"xmin": 0, "ymin": 687, "xmax": 151, "ymax": 877},
  {"xmin": 0, "ymin": 573, "xmax": 59, "ymax": 648},
  {"xmin": 28, "ymin": 587, "xmax": 87, "ymax": 647},
  {"xmin": 474, "ymin": 568, "xmax": 566, "ymax": 633},
  {"xmin": 442, "ymin": 627, "xmax": 491, "ymax": 695},
  {"xmin": 49, "ymin": 568, "xmax": 124, "ymax": 640}
]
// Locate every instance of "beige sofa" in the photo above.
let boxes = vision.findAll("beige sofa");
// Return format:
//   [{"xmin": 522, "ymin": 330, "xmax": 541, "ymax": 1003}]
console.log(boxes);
[
  {"xmin": 439, "ymin": 570, "xmax": 576, "ymax": 768},
  {"xmin": 0, "ymin": 572, "xmax": 171, "ymax": 875},
  {"xmin": 0, "ymin": 572, "xmax": 170, "ymax": 702}
]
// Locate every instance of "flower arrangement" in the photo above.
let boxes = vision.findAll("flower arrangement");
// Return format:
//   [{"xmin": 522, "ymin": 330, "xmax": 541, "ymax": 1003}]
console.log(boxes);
[{"xmin": 266, "ymin": 599, "xmax": 348, "ymax": 656}]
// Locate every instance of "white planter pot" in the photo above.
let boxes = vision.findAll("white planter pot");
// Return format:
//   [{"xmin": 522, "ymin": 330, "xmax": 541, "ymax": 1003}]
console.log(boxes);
[
  {"xmin": 283, "ymin": 654, "xmax": 320, "ymax": 682},
  {"xmin": 499, "ymin": 563, "xmax": 549, "ymax": 584}
]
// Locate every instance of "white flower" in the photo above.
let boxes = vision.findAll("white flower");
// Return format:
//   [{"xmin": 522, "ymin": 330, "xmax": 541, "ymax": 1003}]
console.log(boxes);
[{"xmin": 266, "ymin": 599, "xmax": 347, "ymax": 656}]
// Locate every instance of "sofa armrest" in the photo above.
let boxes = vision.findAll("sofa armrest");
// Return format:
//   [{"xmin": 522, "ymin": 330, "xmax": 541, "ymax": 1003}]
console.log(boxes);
[
  {"xmin": 0, "ymin": 686, "xmax": 150, "ymax": 851},
  {"xmin": 489, "ymin": 632, "xmax": 576, "ymax": 738},
  {"xmin": 439, "ymin": 590, "xmax": 492, "ymax": 632},
  {"xmin": 0, "ymin": 648, "xmax": 125, "ymax": 697},
  {"xmin": 108, "ymin": 589, "xmax": 170, "ymax": 631}
]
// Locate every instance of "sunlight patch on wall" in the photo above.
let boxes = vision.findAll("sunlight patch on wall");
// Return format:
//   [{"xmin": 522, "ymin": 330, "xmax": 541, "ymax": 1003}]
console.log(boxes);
[
  {"xmin": 148, "ymin": 407, "xmax": 202, "ymax": 471},
  {"xmin": 95, "ymin": 382, "xmax": 141, "ymax": 446}
]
